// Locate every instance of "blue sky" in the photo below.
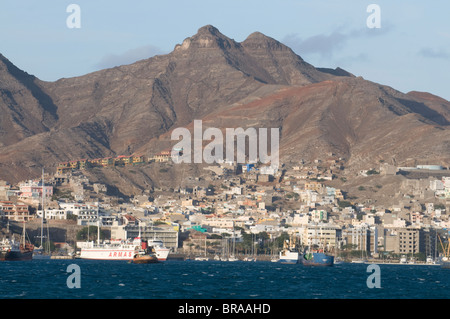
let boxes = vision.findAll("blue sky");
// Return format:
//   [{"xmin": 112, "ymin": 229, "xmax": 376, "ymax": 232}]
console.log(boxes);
[{"xmin": 1, "ymin": 0, "xmax": 449, "ymax": 100}]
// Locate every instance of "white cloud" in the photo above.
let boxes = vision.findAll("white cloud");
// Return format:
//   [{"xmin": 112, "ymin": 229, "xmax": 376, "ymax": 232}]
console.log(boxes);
[
  {"xmin": 282, "ymin": 25, "xmax": 392, "ymax": 59},
  {"xmin": 419, "ymin": 47, "xmax": 450, "ymax": 60}
]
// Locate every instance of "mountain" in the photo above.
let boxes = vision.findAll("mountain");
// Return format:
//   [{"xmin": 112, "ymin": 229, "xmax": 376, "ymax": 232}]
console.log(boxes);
[{"xmin": 0, "ymin": 25, "xmax": 449, "ymax": 191}]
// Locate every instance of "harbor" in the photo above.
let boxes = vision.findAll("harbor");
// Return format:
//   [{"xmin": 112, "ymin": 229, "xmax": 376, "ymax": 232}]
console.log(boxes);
[{"xmin": 2, "ymin": 258, "xmax": 450, "ymax": 299}]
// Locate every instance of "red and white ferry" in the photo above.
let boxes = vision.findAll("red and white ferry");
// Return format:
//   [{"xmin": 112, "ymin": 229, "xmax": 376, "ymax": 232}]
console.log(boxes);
[{"xmin": 79, "ymin": 237, "xmax": 170, "ymax": 261}]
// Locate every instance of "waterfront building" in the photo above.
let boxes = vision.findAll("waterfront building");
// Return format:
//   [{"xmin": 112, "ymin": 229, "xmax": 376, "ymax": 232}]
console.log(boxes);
[
  {"xmin": 383, "ymin": 227, "xmax": 426, "ymax": 256},
  {"xmin": 111, "ymin": 223, "xmax": 178, "ymax": 251},
  {"xmin": 299, "ymin": 223, "xmax": 341, "ymax": 250}
]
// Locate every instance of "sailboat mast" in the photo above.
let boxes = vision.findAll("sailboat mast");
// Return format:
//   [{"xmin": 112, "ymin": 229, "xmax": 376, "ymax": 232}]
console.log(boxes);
[
  {"xmin": 22, "ymin": 221, "xmax": 26, "ymax": 247},
  {"xmin": 97, "ymin": 219, "xmax": 100, "ymax": 244},
  {"xmin": 41, "ymin": 168, "xmax": 44, "ymax": 248}
]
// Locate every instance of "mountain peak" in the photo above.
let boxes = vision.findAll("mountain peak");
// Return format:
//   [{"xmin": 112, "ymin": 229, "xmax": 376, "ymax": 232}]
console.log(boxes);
[
  {"xmin": 196, "ymin": 24, "xmax": 221, "ymax": 36},
  {"xmin": 242, "ymin": 31, "xmax": 290, "ymax": 52},
  {"xmin": 175, "ymin": 25, "xmax": 238, "ymax": 52}
]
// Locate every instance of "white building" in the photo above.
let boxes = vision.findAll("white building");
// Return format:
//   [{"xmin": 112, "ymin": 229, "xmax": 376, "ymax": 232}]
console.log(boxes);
[
  {"xmin": 299, "ymin": 224, "xmax": 340, "ymax": 249},
  {"xmin": 37, "ymin": 208, "xmax": 67, "ymax": 220},
  {"xmin": 59, "ymin": 202, "xmax": 99, "ymax": 226}
]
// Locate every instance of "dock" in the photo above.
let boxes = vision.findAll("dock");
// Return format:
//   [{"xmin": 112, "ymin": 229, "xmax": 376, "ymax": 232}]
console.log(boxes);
[{"xmin": 50, "ymin": 255, "xmax": 74, "ymax": 259}]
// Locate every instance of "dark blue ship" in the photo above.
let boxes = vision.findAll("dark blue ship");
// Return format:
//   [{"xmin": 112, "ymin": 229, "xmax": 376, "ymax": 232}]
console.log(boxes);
[{"xmin": 301, "ymin": 250, "xmax": 334, "ymax": 266}]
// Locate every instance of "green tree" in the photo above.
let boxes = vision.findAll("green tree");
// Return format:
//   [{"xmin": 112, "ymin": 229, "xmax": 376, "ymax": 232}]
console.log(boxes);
[
  {"xmin": 338, "ymin": 200, "xmax": 352, "ymax": 208},
  {"xmin": 76, "ymin": 226, "xmax": 107, "ymax": 241}
]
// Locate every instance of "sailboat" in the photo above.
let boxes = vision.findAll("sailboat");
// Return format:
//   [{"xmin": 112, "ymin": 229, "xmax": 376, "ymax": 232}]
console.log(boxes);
[
  {"xmin": 33, "ymin": 169, "xmax": 51, "ymax": 259},
  {"xmin": 243, "ymin": 233, "xmax": 256, "ymax": 261},
  {"xmin": 350, "ymin": 227, "xmax": 368, "ymax": 264},
  {"xmin": 194, "ymin": 235, "xmax": 209, "ymax": 261},
  {"xmin": 227, "ymin": 222, "xmax": 238, "ymax": 261},
  {"xmin": 3, "ymin": 222, "xmax": 34, "ymax": 261}
]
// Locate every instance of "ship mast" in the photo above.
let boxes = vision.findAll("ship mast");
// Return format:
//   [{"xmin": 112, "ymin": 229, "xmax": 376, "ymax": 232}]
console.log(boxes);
[
  {"xmin": 40, "ymin": 168, "xmax": 44, "ymax": 248},
  {"xmin": 22, "ymin": 221, "xmax": 26, "ymax": 248},
  {"xmin": 97, "ymin": 219, "xmax": 100, "ymax": 245}
]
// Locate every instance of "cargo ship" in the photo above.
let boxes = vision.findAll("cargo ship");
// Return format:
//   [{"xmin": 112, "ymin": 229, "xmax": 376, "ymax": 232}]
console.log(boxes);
[{"xmin": 301, "ymin": 249, "xmax": 334, "ymax": 267}]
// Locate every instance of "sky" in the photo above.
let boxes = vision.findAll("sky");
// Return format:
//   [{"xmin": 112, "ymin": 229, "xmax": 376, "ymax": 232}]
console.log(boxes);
[{"xmin": 1, "ymin": 0, "xmax": 449, "ymax": 101}]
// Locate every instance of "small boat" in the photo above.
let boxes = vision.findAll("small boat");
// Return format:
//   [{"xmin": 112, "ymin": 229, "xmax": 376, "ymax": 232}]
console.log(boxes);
[
  {"xmin": 131, "ymin": 253, "xmax": 158, "ymax": 264},
  {"xmin": 32, "ymin": 247, "xmax": 52, "ymax": 260},
  {"xmin": 441, "ymin": 257, "xmax": 450, "ymax": 269},
  {"xmin": 351, "ymin": 258, "xmax": 367, "ymax": 264},
  {"xmin": 0, "ymin": 238, "xmax": 12, "ymax": 261},
  {"xmin": 194, "ymin": 256, "xmax": 209, "ymax": 261},
  {"xmin": 279, "ymin": 236, "xmax": 299, "ymax": 264}
]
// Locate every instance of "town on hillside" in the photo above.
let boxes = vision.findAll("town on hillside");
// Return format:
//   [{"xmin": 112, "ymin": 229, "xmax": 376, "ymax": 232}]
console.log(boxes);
[{"xmin": 1, "ymin": 151, "xmax": 449, "ymax": 263}]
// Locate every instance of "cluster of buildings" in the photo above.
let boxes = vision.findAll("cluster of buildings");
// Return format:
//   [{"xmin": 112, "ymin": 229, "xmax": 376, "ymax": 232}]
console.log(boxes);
[
  {"xmin": 55, "ymin": 150, "xmax": 173, "ymax": 174},
  {"xmin": 0, "ymin": 156, "xmax": 449, "ymax": 260}
]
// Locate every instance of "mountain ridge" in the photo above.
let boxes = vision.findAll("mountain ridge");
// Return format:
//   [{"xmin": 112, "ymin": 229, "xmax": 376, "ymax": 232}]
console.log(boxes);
[{"xmin": 0, "ymin": 25, "xmax": 448, "ymax": 188}]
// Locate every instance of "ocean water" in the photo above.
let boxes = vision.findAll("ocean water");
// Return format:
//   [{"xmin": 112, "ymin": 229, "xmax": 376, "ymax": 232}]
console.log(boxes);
[{"xmin": 0, "ymin": 260, "xmax": 449, "ymax": 299}]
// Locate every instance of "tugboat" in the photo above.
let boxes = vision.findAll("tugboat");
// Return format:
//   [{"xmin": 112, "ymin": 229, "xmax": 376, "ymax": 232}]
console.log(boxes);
[
  {"xmin": 131, "ymin": 242, "xmax": 159, "ymax": 264},
  {"xmin": 132, "ymin": 254, "xmax": 158, "ymax": 264}
]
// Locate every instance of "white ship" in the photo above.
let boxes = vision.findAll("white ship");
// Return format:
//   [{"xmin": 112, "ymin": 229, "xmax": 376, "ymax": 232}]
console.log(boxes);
[
  {"xmin": 147, "ymin": 238, "xmax": 170, "ymax": 261},
  {"xmin": 79, "ymin": 237, "xmax": 170, "ymax": 261},
  {"xmin": 279, "ymin": 249, "xmax": 299, "ymax": 264},
  {"xmin": 279, "ymin": 236, "xmax": 299, "ymax": 264}
]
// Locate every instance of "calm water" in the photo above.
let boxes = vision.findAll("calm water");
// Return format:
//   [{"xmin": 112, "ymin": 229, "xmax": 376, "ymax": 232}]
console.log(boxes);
[{"xmin": 0, "ymin": 260, "xmax": 449, "ymax": 299}]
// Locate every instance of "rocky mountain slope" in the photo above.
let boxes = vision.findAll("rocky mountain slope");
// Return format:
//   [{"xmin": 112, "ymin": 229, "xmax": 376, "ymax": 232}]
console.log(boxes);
[{"xmin": 0, "ymin": 25, "xmax": 448, "ymax": 189}]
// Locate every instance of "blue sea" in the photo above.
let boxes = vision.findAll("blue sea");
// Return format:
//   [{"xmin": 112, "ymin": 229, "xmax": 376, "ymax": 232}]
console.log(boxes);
[{"xmin": 1, "ymin": 260, "xmax": 449, "ymax": 300}]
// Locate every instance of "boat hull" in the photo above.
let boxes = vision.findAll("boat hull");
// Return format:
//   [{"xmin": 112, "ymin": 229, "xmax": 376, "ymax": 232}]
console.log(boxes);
[
  {"xmin": 80, "ymin": 248, "xmax": 137, "ymax": 260},
  {"xmin": 32, "ymin": 254, "xmax": 52, "ymax": 260},
  {"xmin": 279, "ymin": 258, "xmax": 298, "ymax": 264},
  {"xmin": 132, "ymin": 255, "xmax": 159, "ymax": 264},
  {"xmin": 4, "ymin": 250, "xmax": 33, "ymax": 261},
  {"xmin": 155, "ymin": 248, "xmax": 170, "ymax": 262},
  {"xmin": 279, "ymin": 250, "xmax": 299, "ymax": 264},
  {"xmin": 301, "ymin": 252, "xmax": 334, "ymax": 266}
]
